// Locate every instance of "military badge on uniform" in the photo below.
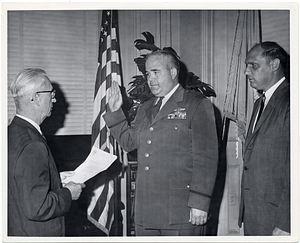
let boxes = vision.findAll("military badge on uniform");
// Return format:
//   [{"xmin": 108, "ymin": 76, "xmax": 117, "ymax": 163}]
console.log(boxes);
[{"xmin": 167, "ymin": 108, "xmax": 187, "ymax": 119}]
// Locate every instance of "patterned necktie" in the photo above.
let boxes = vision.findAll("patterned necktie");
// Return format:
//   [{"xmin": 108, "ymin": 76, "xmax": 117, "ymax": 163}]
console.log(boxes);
[{"xmin": 151, "ymin": 97, "xmax": 164, "ymax": 118}]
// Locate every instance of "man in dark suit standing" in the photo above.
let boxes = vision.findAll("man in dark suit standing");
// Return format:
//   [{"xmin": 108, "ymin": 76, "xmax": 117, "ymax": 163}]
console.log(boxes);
[
  {"xmin": 8, "ymin": 68, "xmax": 85, "ymax": 236},
  {"xmin": 104, "ymin": 50, "xmax": 218, "ymax": 236},
  {"xmin": 239, "ymin": 42, "xmax": 290, "ymax": 236}
]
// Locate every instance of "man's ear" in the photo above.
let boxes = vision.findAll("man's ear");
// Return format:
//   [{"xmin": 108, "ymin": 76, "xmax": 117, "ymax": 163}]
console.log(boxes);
[
  {"xmin": 31, "ymin": 93, "xmax": 41, "ymax": 106},
  {"xmin": 170, "ymin": 68, "xmax": 178, "ymax": 79},
  {"xmin": 270, "ymin": 58, "xmax": 280, "ymax": 71}
]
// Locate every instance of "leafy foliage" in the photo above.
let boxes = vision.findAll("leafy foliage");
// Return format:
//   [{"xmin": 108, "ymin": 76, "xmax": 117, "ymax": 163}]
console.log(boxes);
[
  {"xmin": 134, "ymin": 32, "xmax": 160, "ymax": 52},
  {"xmin": 124, "ymin": 31, "xmax": 216, "ymax": 123},
  {"xmin": 128, "ymin": 75, "xmax": 154, "ymax": 102},
  {"xmin": 184, "ymin": 72, "xmax": 216, "ymax": 97}
]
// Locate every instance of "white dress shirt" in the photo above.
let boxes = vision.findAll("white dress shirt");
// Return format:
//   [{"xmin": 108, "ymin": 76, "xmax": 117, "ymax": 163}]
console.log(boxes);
[
  {"xmin": 16, "ymin": 114, "xmax": 43, "ymax": 135},
  {"xmin": 156, "ymin": 83, "xmax": 180, "ymax": 110},
  {"xmin": 252, "ymin": 77, "xmax": 286, "ymax": 132}
]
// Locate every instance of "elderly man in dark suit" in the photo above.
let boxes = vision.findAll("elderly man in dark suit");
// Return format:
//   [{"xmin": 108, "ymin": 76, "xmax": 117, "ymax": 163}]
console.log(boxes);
[
  {"xmin": 238, "ymin": 42, "xmax": 290, "ymax": 236},
  {"xmin": 104, "ymin": 50, "xmax": 218, "ymax": 236},
  {"xmin": 8, "ymin": 68, "xmax": 85, "ymax": 236}
]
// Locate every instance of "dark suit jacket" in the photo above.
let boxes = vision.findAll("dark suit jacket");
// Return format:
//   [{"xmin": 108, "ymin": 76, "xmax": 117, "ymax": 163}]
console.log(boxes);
[
  {"xmin": 239, "ymin": 80, "xmax": 290, "ymax": 235},
  {"xmin": 104, "ymin": 85, "xmax": 218, "ymax": 229},
  {"xmin": 8, "ymin": 116, "xmax": 72, "ymax": 236}
]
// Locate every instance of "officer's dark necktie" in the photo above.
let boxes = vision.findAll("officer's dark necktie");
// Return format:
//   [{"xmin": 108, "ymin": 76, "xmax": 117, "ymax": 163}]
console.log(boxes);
[{"xmin": 151, "ymin": 97, "xmax": 164, "ymax": 118}]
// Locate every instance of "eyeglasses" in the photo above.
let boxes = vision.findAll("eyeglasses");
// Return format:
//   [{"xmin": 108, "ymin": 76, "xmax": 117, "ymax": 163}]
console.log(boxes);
[{"xmin": 36, "ymin": 89, "xmax": 56, "ymax": 99}]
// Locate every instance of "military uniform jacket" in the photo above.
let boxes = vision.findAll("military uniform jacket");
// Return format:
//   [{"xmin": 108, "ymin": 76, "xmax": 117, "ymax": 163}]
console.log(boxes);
[
  {"xmin": 8, "ymin": 116, "xmax": 72, "ymax": 236},
  {"xmin": 104, "ymin": 85, "xmax": 218, "ymax": 229},
  {"xmin": 239, "ymin": 81, "xmax": 290, "ymax": 234}
]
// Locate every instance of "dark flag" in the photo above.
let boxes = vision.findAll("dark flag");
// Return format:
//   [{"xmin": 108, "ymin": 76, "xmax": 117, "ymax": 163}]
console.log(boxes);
[
  {"xmin": 223, "ymin": 10, "xmax": 261, "ymax": 141},
  {"xmin": 87, "ymin": 10, "xmax": 124, "ymax": 235}
]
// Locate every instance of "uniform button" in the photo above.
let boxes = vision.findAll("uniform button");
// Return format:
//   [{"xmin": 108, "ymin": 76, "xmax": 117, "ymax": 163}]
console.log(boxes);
[
  {"xmin": 175, "ymin": 126, "xmax": 178, "ymax": 130},
  {"xmin": 149, "ymin": 127, "xmax": 154, "ymax": 131},
  {"xmin": 187, "ymin": 184, "xmax": 190, "ymax": 188},
  {"xmin": 145, "ymin": 153, "xmax": 150, "ymax": 157},
  {"xmin": 147, "ymin": 140, "xmax": 152, "ymax": 144},
  {"xmin": 244, "ymin": 166, "xmax": 249, "ymax": 170},
  {"xmin": 145, "ymin": 166, "xmax": 150, "ymax": 171}
]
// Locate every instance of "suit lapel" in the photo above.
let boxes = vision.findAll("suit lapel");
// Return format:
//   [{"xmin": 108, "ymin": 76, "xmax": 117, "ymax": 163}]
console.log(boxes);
[
  {"xmin": 12, "ymin": 116, "xmax": 60, "ymax": 180},
  {"xmin": 253, "ymin": 81, "xmax": 289, "ymax": 134},
  {"xmin": 245, "ymin": 99, "xmax": 260, "ymax": 146},
  {"xmin": 245, "ymin": 81, "xmax": 289, "ymax": 148},
  {"xmin": 12, "ymin": 116, "xmax": 45, "ymax": 142},
  {"xmin": 252, "ymin": 98, "xmax": 273, "ymax": 134},
  {"xmin": 146, "ymin": 98, "xmax": 156, "ymax": 123}
]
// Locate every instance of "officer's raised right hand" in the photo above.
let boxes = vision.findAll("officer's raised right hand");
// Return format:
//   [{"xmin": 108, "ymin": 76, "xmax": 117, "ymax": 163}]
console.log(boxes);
[{"xmin": 107, "ymin": 81, "xmax": 123, "ymax": 112}]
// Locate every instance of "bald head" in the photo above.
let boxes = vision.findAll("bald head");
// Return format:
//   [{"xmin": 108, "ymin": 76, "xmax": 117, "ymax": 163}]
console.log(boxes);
[
  {"xmin": 250, "ymin": 42, "xmax": 288, "ymax": 70},
  {"xmin": 244, "ymin": 42, "xmax": 288, "ymax": 92}
]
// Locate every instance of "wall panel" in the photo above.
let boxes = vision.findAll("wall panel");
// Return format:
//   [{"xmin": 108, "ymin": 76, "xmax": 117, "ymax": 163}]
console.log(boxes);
[
  {"xmin": 7, "ymin": 10, "xmax": 98, "ymax": 135},
  {"xmin": 261, "ymin": 10, "xmax": 290, "ymax": 53}
]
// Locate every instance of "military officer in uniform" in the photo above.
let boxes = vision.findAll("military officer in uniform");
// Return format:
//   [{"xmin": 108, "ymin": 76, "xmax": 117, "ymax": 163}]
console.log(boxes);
[{"xmin": 104, "ymin": 50, "xmax": 218, "ymax": 236}]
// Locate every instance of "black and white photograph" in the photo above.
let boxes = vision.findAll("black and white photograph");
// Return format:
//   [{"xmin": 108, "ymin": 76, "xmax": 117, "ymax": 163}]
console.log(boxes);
[{"xmin": 1, "ymin": 1, "xmax": 299, "ymax": 242}]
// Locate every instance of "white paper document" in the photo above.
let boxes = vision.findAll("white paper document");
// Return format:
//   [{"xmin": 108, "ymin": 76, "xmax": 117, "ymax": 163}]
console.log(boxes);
[{"xmin": 62, "ymin": 146, "xmax": 117, "ymax": 184}]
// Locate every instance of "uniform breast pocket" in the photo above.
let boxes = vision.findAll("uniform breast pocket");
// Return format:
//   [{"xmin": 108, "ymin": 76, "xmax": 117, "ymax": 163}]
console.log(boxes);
[{"xmin": 161, "ymin": 120, "xmax": 190, "ymax": 151}]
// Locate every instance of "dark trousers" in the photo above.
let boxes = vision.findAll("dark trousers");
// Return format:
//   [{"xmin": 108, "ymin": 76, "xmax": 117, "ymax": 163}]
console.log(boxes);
[{"xmin": 135, "ymin": 224, "xmax": 206, "ymax": 236}]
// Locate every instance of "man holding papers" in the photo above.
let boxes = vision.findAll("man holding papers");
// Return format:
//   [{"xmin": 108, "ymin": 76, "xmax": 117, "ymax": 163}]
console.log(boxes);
[
  {"xmin": 8, "ymin": 68, "xmax": 85, "ymax": 236},
  {"xmin": 62, "ymin": 146, "xmax": 117, "ymax": 184}
]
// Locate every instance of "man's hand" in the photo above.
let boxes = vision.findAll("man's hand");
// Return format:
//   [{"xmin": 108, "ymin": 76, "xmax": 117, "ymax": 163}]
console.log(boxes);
[
  {"xmin": 189, "ymin": 208, "xmax": 208, "ymax": 225},
  {"xmin": 63, "ymin": 181, "xmax": 85, "ymax": 200},
  {"xmin": 60, "ymin": 171, "xmax": 75, "ymax": 184},
  {"xmin": 272, "ymin": 227, "xmax": 290, "ymax": 236},
  {"xmin": 107, "ymin": 81, "xmax": 123, "ymax": 112}
]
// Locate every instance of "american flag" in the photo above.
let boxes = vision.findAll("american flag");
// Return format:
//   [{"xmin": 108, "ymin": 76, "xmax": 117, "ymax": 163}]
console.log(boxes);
[{"xmin": 87, "ymin": 10, "xmax": 123, "ymax": 235}]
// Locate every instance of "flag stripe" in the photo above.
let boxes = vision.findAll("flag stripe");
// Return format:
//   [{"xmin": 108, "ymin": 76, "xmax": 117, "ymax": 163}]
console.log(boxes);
[
  {"xmin": 105, "ymin": 187, "xmax": 115, "ymax": 229},
  {"xmin": 88, "ymin": 10, "xmax": 123, "ymax": 235},
  {"xmin": 91, "ymin": 112, "xmax": 101, "ymax": 145},
  {"xmin": 90, "ymin": 180, "xmax": 109, "ymax": 220},
  {"xmin": 87, "ymin": 184, "xmax": 105, "ymax": 215},
  {"xmin": 98, "ymin": 181, "xmax": 114, "ymax": 227}
]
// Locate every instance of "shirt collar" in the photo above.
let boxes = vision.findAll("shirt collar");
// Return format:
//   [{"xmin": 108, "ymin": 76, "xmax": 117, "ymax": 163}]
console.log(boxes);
[
  {"xmin": 158, "ymin": 83, "xmax": 179, "ymax": 108},
  {"xmin": 264, "ymin": 77, "xmax": 285, "ymax": 105},
  {"xmin": 164, "ymin": 83, "xmax": 179, "ymax": 101},
  {"xmin": 16, "ymin": 114, "xmax": 43, "ymax": 135}
]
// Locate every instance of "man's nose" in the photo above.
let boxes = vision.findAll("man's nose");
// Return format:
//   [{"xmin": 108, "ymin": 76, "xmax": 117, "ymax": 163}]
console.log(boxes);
[{"xmin": 244, "ymin": 66, "xmax": 250, "ymax": 75}]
